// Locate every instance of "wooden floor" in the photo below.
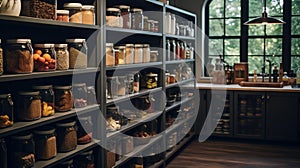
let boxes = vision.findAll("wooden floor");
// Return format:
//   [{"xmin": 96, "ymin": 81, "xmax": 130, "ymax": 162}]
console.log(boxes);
[{"xmin": 167, "ymin": 138, "xmax": 300, "ymax": 168}]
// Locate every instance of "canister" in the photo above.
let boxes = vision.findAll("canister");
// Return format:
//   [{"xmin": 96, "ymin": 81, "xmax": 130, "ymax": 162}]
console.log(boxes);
[
  {"xmin": 15, "ymin": 91, "xmax": 41, "ymax": 121},
  {"xmin": 106, "ymin": 43, "xmax": 115, "ymax": 66},
  {"xmin": 53, "ymin": 86, "xmax": 73, "ymax": 112},
  {"xmin": 55, "ymin": 44, "xmax": 69, "ymax": 70},
  {"xmin": 0, "ymin": 93, "xmax": 13, "ymax": 128},
  {"xmin": 56, "ymin": 120, "xmax": 77, "ymax": 152},
  {"xmin": 33, "ymin": 43, "xmax": 56, "ymax": 71},
  {"xmin": 33, "ymin": 126, "xmax": 57, "ymax": 160},
  {"xmin": 64, "ymin": 3, "xmax": 83, "ymax": 23},
  {"xmin": 32, "ymin": 85, "xmax": 55, "ymax": 117},
  {"xmin": 134, "ymin": 44, "xmax": 143, "ymax": 64},
  {"xmin": 82, "ymin": 5, "xmax": 95, "ymax": 25},
  {"xmin": 106, "ymin": 8, "xmax": 122, "ymax": 27},
  {"xmin": 66, "ymin": 38, "xmax": 88, "ymax": 69},
  {"xmin": 72, "ymin": 83, "xmax": 88, "ymax": 108}
]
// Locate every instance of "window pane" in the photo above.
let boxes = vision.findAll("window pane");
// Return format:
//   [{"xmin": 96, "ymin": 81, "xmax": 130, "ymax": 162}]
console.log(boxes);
[
  {"xmin": 266, "ymin": 20, "xmax": 283, "ymax": 35},
  {"xmin": 225, "ymin": 39, "xmax": 240, "ymax": 55},
  {"xmin": 248, "ymin": 25, "xmax": 264, "ymax": 36},
  {"xmin": 248, "ymin": 56, "xmax": 264, "ymax": 74},
  {"xmin": 224, "ymin": 56, "xmax": 239, "ymax": 66},
  {"xmin": 266, "ymin": 38, "xmax": 282, "ymax": 56},
  {"xmin": 292, "ymin": 0, "xmax": 300, "ymax": 15},
  {"xmin": 248, "ymin": 38, "xmax": 264, "ymax": 55},
  {"xmin": 209, "ymin": 39, "xmax": 223, "ymax": 55},
  {"xmin": 249, "ymin": 0, "xmax": 262, "ymax": 17},
  {"xmin": 209, "ymin": 19, "xmax": 224, "ymax": 36},
  {"xmin": 210, "ymin": 0, "xmax": 224, "ymax": 18},
  {"xmin": 292, "ymin": 38, "xmax": 300, "ymax": 55},
  {"xmin": 268, "ymin": 0, "xmax": 284, "ymax": 16},
  {"xmin": 291, "ymin": 57, "xmax": 300, "ymax": 72},
  {"xmin": 291, "ymin": 16, "xmax": 300, "ymax": 35},
  {"xmin": 265, "ymin": 56, "xmax": 282, "ymax": 66},
  {"xmin": 225, "ymin": 19, "xmax": 240, "ymax": 36},
  {"xmin": 225, "ymin": 0, "xmax": 241, "ymax": 17}
]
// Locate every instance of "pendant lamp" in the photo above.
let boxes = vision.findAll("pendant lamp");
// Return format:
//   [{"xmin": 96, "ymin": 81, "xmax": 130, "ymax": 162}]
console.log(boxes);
[{"xmin": 244, "ymin": 0, "xmax": 285, "ymax": 25}]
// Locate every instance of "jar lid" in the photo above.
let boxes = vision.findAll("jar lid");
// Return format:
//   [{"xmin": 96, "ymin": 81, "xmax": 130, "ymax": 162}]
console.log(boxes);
[
  {"xmin": 132, "ymin": 8, "xmax": 143, "ymax": 12},
  {"xmin": 66, "ymin": 38, "xmax": 86, "ymax": 43},
  {"xmin": 143, "ymin": 44, "xmax": 150, "ymax": 47},
  {"xmin": 134, "ymin": 44, "xmax": 143, "ymax": 47},
  {"xmin": 56, "ymin": 121, "xmax": 76, "ymax": 127},
  {"xmin": 11, "ymin": 133, "xmax": 33, "ymax": 140},
  {"xmin": 150, "ymin": 50, "xmax": 159, "ymax": 54},
  {"xmin": 72, "ymin": 83, "xmax": 87, "ymax": 87},
  {"xmin": 18, "ymin": 91, "xmax": 40, "ymax": 96},
  {"xmin": 115, "ymin": 46, "xmax": 125, "ymax": 49},
  {"xmin": 106, "ymin": 43, "xmax": 114, "ymax": 47},
  {"xmin": 106, "ymin": 8, "xmax": 121, "ymax": 12},
  {"xmin": 55, "ymin": 44, "xmax": 68, "ymax": 48},
  {"xmin": 169, "ymin": 74, "xmax": 176, "ymax": 77},
  {"xmin": 147, "ymin": 19, "xmax": 154, "ymax": 23},
  {"xmin": 34, "ymin": 43, "xmax": 55, "ymax": 48},
  {"xmin": 34, "ymin": 126, "xmax": 56, "ymax": 135},
  {"xmin": 152, "ymin": 20, "xmax": 159, "ymax": 23},
  {"xmin": 0, "ymin": 93, "xmax": 11, "ymax": 98},
  {"xmin": 7, "ymin": 39, "xmax": 31, "ymax": 44},
  {"xmin": 125, "ymin": 44, "xmax": 134, "ymax": 47},
  {"xmin": 82, "ymin": 5, "xmax": 95, "ymax": 10},
  {"xmin": 56, "ymin": 10, "xmax": 69, "ymax": 15},
  {"xmin": 54, "ymin": 85, "xmax": 72, "ymax": 90},
  {"xmin": 147, "ymin": 73, "xmax": 158, "ymax": 77},
  {"xmin": 63, "ymin": 3, "xmax": 82, "ymax": 9},
  {"xmin": 32, "ymin": 85, "xmax": 53, "ymax": 90},
  {"xmin": 115, "ymin": 5, "xmax": 130, "ymax": 9}
]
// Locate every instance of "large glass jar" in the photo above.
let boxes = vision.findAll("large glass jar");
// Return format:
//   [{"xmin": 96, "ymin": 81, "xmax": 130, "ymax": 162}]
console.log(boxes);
[
  {"xmin": 54, "ymin": 86, "xmax": 73, "ymax": 112},
  {"xmin": 32, "ymin": 85, "xmax": 55, "ymax": 117},
  {"xmin": 77, "ymin": 116, "xmax": 93, "ymax": 144},
  {"xmin": 0, "ymin": 39, "xmax": 3, "ymax": 75},
  {"xmin": 144, "ymin": 73, "xmax": 158, "ymax": 89},
  {"xmin": 82, "ymin": 5, "xmax": 95, "ymax": 25},
  {"xmin": 143, "ymin": 16, "xmax": 149, "ymax": 31},
  {"xmin": 56, "ymin": 121, "xmax": 77, "ymax": 152},
  {"xmin": 106, "ymin": 43, "xmax": 115, "ymax": 66},
  {"xmin": 66, "ymin": 38, "xmax": 88, "ymax": 69},
  {"xmin": 9, "ymin": 133, "xmax": 35, "ymax": 168},
  {"xmin": 150, "ymin": 50, "xmax": 159, "ymax": 62},
  {"xmin": 73, "ymin": 150, "xmax": 94, "ymax": 168},
  {"xmin": 33, "ymin": 43, "xmax": 56, "ymax": 71},
  {"xmin": 63, "ymin": 3, "xmax": 82, "ymax": 23},
  {"xmin": 143, "ymin": 44, "xmax": 150, "ymax": 63},
  {"xmin": 134, "ymin": 44, "xmax": 143, "ymax": 64},
  {"xmin": 131, "ymin": 8, "xmax": 143, "ymax": 30},
  {"xmin": 55, "ymin": 44, "xmax": 69, "ymax": 70},
  {"xmin": 106, "ymin": 8, "xmax": 122, "ymax": 27},
  {"xmin": 116, "ymin": 5, "xmax": 131, "ymax": 29},
  {"xmin": 125, "ymin": 44, "xmax": 134, "ymax": 64},
  {"xmin": 5, "ymin": 39, "xmax": 33, "ymax": 74},
  {"xmin": 15, "ymin": 91, "xmax": 41, "ymax": 121},
  {"xmin": 107, "ymin": 76, "xmax": 119, "ymax": 99},
  {"xmin": 118, "ymin": 76, "xmax": 127, "ymax": 96},
  {"xmin": 0, "ymin": 93, "xmax": 13, "ymax": 128},
  {"xmin": 72, "ymin": 83, "xmax": 88, "ymax": 108},
  {"xmin": 33, "ymin": 126, "xmax": 57, "ymax": 160},
  {"xmin": 115, "ymin": 46, "xmax": 126, "ymax": 65}
]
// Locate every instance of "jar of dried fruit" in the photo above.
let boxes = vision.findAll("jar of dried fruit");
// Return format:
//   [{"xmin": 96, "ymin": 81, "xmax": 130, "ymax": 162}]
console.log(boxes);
[
  {"xmin": 53, "ymin": 85, "xmax": 73, "ymax": 112},
  {"xmin": 66, "ymin": 38, "xmax": 88, "ymax": 69},
  {"xmin": 32, "ymin": 85, "xmax": 55, "ymax": 117},
  {"xmin": 33, "ymin": 43, "xmax": 56, "ymax": 71},
  {"xmin": 0, "ymin": 93, "xmax": 13, "ymax": 128}
]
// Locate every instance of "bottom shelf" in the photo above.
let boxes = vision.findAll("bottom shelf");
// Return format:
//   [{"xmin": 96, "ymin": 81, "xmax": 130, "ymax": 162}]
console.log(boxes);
[{"xmin": 166, "ymin": 132, "xmax": 195, "ymax": 160}]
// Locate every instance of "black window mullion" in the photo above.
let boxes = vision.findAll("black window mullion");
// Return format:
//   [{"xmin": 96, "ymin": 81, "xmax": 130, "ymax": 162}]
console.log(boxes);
[
  {"xmin": 283, "ymin": 0, "xmax": 292, "ymax": 73},
  {"xmin": 241, "ymin": 0, "xmax": 249, "ymax": 62}
]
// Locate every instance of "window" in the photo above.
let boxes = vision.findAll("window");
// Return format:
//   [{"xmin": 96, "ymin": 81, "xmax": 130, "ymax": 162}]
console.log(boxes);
[{"xmin": 204, "ymin": 0, "xmax": 300, "ymax": 76}]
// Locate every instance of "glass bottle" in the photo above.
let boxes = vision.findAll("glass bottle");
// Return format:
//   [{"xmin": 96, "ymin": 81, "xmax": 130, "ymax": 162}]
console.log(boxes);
[
  {"xmin": 166, "ymin": 39, "xmax": 171, "ymax": 61},
  {"xmin": 166, "ymin": 12, "xmax": 171, "ymax": 34},
  {"xmin": 171, "ymin": 14, "xmax": 176, "ymax": 35},
  {"xmin": 176, "ymin": 41, "xmax": 181, "ymax": 60},
  {"xmin": 206, "ymin": 57, "xmax": 214, "ymax": 77},
  {"xmin": 171, "ymin": 40, "xmax": 176, "ymax": 60}
]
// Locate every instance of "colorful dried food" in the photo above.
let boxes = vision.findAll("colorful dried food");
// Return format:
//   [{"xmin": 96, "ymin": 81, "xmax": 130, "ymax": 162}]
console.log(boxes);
[
  {"xmin": 33, "ymin": 44, "xmax": 56, "ymax": 71},
  {"xmin": 21, "ymin": 0, "xmax": 56, "ymax": 19}
]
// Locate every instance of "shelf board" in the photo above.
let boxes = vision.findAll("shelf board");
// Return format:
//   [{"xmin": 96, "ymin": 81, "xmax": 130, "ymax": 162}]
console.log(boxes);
[
  {"xmin": 165, "ymin": 115, "xmax": 195, "ymax": 135},
  {"xmin": 165, "ymin": 34, "xmax": 195, "ymax": 40},
  {"xmin": 166, "ymin": 78, "xmax": 195, "ymax": 89},
  {"xmin": 0, "ymin": 68, "xmax": 99, "ymax": 82},
  {"xmin": 34, "ymin": 139, "xmax": 100, "ymax": 168},
  {"xmin": 165, "ymin": 96, "xmax": 194, "ymax": 112},
  {"xmin": 165, "ymin": 59, "xmax": 195, "ymax": 65},
  {"xmin": 0, "ymin": 15, "xmax": 100, "ymax": 30},
  {"xmin": 107, "ymin": 111, "xmax": 163, "ymax": 139},
  {"xmin": 106, "ymin": 87, "xmax": 163, "ymax": 105},
  {"xmin": 106, "ymin": 62, "xmax": 163, "ymax": 71},
  {"xmin": 165, "ymin": 5, "xmax": 197, "ymax": 17},
  {"xmin": 106, "ymin": 27, "xmax": 163, "ymax": 36},
  {"xmin": 148, "ymin": 159, "xmax": 165, "ymax": 168},
  {"xmin": 113, "ymin": 135, "xmax": 163, "ymax": 168},
  {"xmin": 0, "ymin": 104, "xmax": 100, "ymax": 138}
]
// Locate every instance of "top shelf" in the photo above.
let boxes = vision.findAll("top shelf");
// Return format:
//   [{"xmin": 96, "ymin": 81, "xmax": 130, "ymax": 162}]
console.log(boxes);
[{"xmin": 165, "ymin": 4, "xmax": 197, "ymax": 17}]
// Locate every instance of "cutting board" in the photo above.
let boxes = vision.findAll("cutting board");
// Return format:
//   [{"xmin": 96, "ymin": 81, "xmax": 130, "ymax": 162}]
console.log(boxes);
[{"xmin": 239, "ymin": 81, "xmax": 284, "ymax": 88}]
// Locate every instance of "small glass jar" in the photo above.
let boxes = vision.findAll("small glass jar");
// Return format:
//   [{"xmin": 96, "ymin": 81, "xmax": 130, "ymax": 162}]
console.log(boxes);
[
  {"xmin": 63, "ymin": 3, "xmax": 82, "ymax": 23},
  {"xmin": 77, "ymin": 116, "xmax": 93, "ymax": 144},
  {"xmin": 15, "ymin": 91, "xmax": 41, "ymax": 121},
  {"xmin": 82, "ymin": 5, "xmax": 95, "ymax": 25},
  {"xmin": 72, "ymin": 83, "xmax": 88, "ymax": 108},
  {"xmin": 5, "ymin": 39, "xmax": 33, "ymax": 74},
  {"xmin": 169, "ymin": 74, "xmax": 176, "ymax": 84},
  {"xmin": 116, "ymin": 5, "xmax": 131, "ymax": 29},
  {"xmin": 106, "ymin": 8, "xmax": 122, "ymax": 27},
  {"xmin": 0, "ymin": 39, "xmax": 3, "ymax": 75},
  {"xmin": 134, "ymin": 44, "xmax": 143, "ymax": 64},
  {"xmin": 87, "ymin": 86, "xmax": 97, "ymax": 105},
  {"xmin": 66, "ymin": 38, "xmax": 88, "ymax": 69},
  {"xmin": 33, "ymin": 43, "xmax": 56, "ymax": 71},
  {"xmin": 56, "ymin": 121, "xmax": 77, "ymax": 152},
  {"xmin": 143, "ymin": 16, "xmax": 149, "ymax": 31},
  {"xmin": 145, "ymin": 73, "xmax": 158, "ymax": 89},
  {"xmin": 150, "ymin": 50, "xmax": 159, "ymax": 62},
  {"xmin": 148, "ymin": 19, "xmax": 155, "ymax": 32},
  {"xmin": 9, "ymin": 133, "xmax": 35, "ymax": 168},
  {"xmin": 180, "ymin": 42, "xmax": 185, "ymax": 59},
  {"xmin": 153, "ymin": 20, "xmax": 159, "ymax": 32},
  {"xmin": 33, "ymin": 126, "xmax": 57, "ymax": 160},
  {"xmin": 125, "ymin": 44, "xmax": 134, "ymax": 64},
  {"xmin": 131, "ymin": 8, "xmax": 144, "ymax": 30},
  {"xmin": 118, "ymin": 76, "xmax": 127, "ymax": 96},
  {"xmin": 0, "ymin": 93, "xmax": 13, "ymax": 128},
  {"xmin": 0, "ymin": 138, "xmax": 7, "ymax": 168},
  {"xmin": 56, "ymin": 10, "xmax": 69, "ymax": 22},
  {"xmin": 143, "ymin": 44, "xmax": 150, "ymax": 63},
  {"xmin": 106, "ymin": 43, "xmax": 115, "ymax": 66},
  {"xmin": 55, "ymin": 44, "xmax": 69, "ymax": 70},
  {"xmin": 115, "ymin": 46, "xmax": 126, "ymax": 65},
  {"xmin": 107, "ymin": 76, "xmax": 119, "ymax": 99},
  {"xmin": 73, "ymin": 150, "xmax": 94, "ymax": 168},
  {"xmin": 32, "ymin": 85, "xmax": 55, "ymax": 117},
  {"xmin": 53, "ymin": 86, "xmax": 73, "ymax": 112}
]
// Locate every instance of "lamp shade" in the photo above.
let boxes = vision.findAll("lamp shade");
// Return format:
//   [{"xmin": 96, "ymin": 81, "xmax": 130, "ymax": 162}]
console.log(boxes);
[{"xmin": 244, "ymin": 11, "xmax": 285, "ymax": 25}]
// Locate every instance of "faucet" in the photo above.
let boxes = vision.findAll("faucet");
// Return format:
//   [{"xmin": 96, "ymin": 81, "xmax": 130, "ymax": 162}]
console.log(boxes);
[{"xmin": 266, "ymin": 60, "xmax": 272, "ymax": 82}]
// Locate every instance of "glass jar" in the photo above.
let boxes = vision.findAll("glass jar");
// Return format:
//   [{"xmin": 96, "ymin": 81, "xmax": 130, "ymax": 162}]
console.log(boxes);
[
  {"xmin": 145, "ymin": 73, "xmax": 158, "ymax": 89},
  {"xmin": 106, "ymin": 43, "xmax": 115, "ymax": 66},
  {"xmin": 143, "ymin": 16, "xmax": 149, "ymax": 31},
  {"xmin": 169, "ymin": 74, "xmax": 176, "ymax": 84},
  {"xmin": 143, "ymin": 44, "xmax": 150, "ymax": 63},
  {"xmin": 0, "ymin": 93, "xmax": 13, "ymax": 128},
  {"xmin": 116, "ymin": 5, "xmax": 131, "ymax": 29},
  {"xmin": 77, "ymin": 116, "xmax": 93, "ymax": 144},
  {"xmin": 33, "ymin": 43, "xmax": 56, "ymax": 71},
  {"xmin": 166, "ymin": 39, "xmax": 171, "ymax": 61},
  {"xmin": 55, "ymin": 44, "xmax": 69, "ymax": 70},
  {"xmin": 153, "ymin": 20, "xmax": 159, "ymax": 32},
  {"xmin": 9, "ymin": 133, "xmax": 35, "ymax": 168},
  {"xmin": 166, "ymin": 12, "xmax": 171, "ymax": 34},
  {"xmin": 171, "ymin": 40, "xmax": 177, "ymax": 60},
  {"xmin": 63, "ymin": 3, "xmax": 82, "ymax": 23},
  {"xmin": 73, "ymin": 150, "xmax": 94, "ymax": 168},
  {"xmin": 283, "ymin": 72, "xmax": 289, "ymax": 85},
  {"xmin": 107, "ymin": 76, "xmax": 119, "ymax": 99},
  {"xmin": 66, "ymin": 38, "xmax": 88, "ymax": 69},
  {"xmin": 171, "ymin": 14, "xmax": 176, "ymax": 35},
  {"xmin": 56, "ymin": 120, "xmax": 77, "ymax": 152},
  {"xmin": 125, "ymin": 44, "xmax": 134, "ymax": 64},
  {"xmin": 118, "ymin": 76, "xmax": 127, "ymax": 96},
  {"xmin": 0, "ymin": 138, "xmax": 7, "ymax": 168},
  {"xmin": 87, "ymin": 86, "xmax": 97, "ymax": 105},
  {"xmin": 131, "ymin": 8, "xmax": 143, "ymax": 30},
  {"xmin": 148, "ymin": 19, "xmax": 155, "ymax": 32},
  {"xmin": 180, "ymin": 42, "xmax": 186, "ymax": 59},
  {"xmin": 54, "ymin": 86, "xmax": 73, "ymax": 112},
  {"xmin": 82, "ymin": 5, "xmax": 95, "ymax": 25},
  {"xmin": 134, "ymin": 44, "xmax": 143, "ymax": 64},
  {"xmin": 32, "ymin": 85, "xmax": 55, "ymax": 117},
  {"xmin": 115, "ymin": 46, "xmax": 126, "ymax": 65},
  {"xmin": 150, "ymin": 50, "xmax": 159, "ymax": 62},
  {"xmin": 106, "ymin": 8, "xmax": 122, "ymax": 27},
  {"xmin": 15, "ymin": 91, "xmax": 41, "ymax": 121},
  {"xmin": 165, "ymin": 72, "xmax": 170, "ymax": 85},
  {"xmin": 176, "ymin": 41, "xmax": 181, "ymax": 60},
  {"xmin": 56, "ymin": 10, "xmax": 69, "ymax": 22},
  {"xmin": 0, "ymin": 39, "xmax": 3, "ymax": 75},
  {"xmin": 33, "ymin": 126, "xmax": 57, "ymax": 160},
  {"xmin": 72, "ymin": 83, "xmax": 88, "ymax": 108},
  {"xmin": 5, "ymin": 39, "xmax": 33, "ymax": 74},
  {"xmin": 127, "ymin": 74, "xmax": 134, "ymax": 94}
]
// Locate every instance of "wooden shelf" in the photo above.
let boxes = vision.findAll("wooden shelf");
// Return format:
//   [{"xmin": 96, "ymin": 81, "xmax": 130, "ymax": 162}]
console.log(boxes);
[{"xmin": 166, "ymin": 59, "xmax": 195, "ymax": 65}]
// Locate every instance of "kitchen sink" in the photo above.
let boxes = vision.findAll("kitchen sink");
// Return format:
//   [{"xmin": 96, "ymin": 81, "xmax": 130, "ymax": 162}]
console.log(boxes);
[{"xmin": 239, "ymin": 81, "xmax": 284, "ymax": 88}]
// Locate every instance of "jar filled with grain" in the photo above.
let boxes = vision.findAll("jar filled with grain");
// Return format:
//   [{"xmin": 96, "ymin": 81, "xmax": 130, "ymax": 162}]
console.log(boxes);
[
  {"xmin": 15, "ymin": 91, "xmax": 41, "ymax": 121},
  {"xmin": 150, "ymin": 50, "xmax": 159, "ymax": 62},
  {"xmin": 66, "ymin": 38, "xmax": 88, "ymax": 69},
  {"xmin": 106, "ymin": 43, "xmax": 115, "ymax": 66},
  {"xmin": 33, "ymin": 126, "xmax": 57, "ymax": 160},
  {"xmin": 77, "ymin": 116, "xmax": 93, "ymax": 144},
  {"xmin": 143, "ymin": 16, "xmax": 149, "ymax": 31},
  {"xmin": 115, "ymin": 5, "xmax": 131, "ymax": 29},
  {"xmin": 106, "ymin": 8, "xmax": 122, "ymax": 27},
  {"xmin": 0, "ymin": 39, "xmax": 3, "ymax": 75},
  {"xmin": 0, "ymin": 93, "xmax": 14, "ymax": 128},
  {"xmin": 134, "ymin": 44, "xmax": 143, "ymax": 64},
  {"xmin": 125, "ymin": 44, "xmax": 134, "ymax": 64},
  {"xmin": 55, "ymin": 44, "xmax": 69, "ymax": 70},
  {"xmin": 53, "ymin": 86, "xmax": 73, "ymax": 112},
  {"xmin": 82, "ymin": 5, "xmax": 95, "ymax": 25},
  {"xmin": 5, "ymin": 39, "xmax": 33, "ymax": 74},
  {"xmin": 115, "ymin": 46, "xmax": 126, "ymax": 65},
  {"xmin": 33, "ymin": 43, "xmax": 56, "ymax": 71},
  {"xmin": 56, "ymin": 120, "xmax": 77, "ymax": 152},
  {"xmin": 72, "ymin": 83, "xmax": 88, "ymax": 108},
  {"xmin": 56, "ymin": 10, "xmax": 69, "ymax": 22},
  {"xmin": 32, "ymin": 85, "xmax": 55, "ymax": 117},
  {"xmin": 131, "ymin": 8, "xmax": 144, "ymax": 30},
  {"xmin": 143, "ymin": 44, "xmax": 150, "ymax": 63},
  {"xmin": 63, "ymin": 3, "xmax": 82, "ymax": 23}
]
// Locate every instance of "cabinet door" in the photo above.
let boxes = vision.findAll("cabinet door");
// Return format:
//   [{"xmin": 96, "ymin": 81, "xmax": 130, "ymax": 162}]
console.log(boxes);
[{"xmin": 266, "ymin": 92, "xmax": 298, "ymax": 141}]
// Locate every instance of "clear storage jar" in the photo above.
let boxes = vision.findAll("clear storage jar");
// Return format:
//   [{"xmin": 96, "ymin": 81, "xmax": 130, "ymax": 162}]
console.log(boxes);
[
  {"xmin": 125, "ymin": 44, "xmax": 134, "ymax": 64},
  {"xmin": 118, "ymin": 76, "xmax": 127, "ymax": 96},
  {"xmin": 106, "ymin": 8, "xmax": 122, "ymax": 27},
  {"xmin": 72, "ymin": 83, "xmax": 88, "ymax": 108},
  {"xmin": 115, "ymin": 46, "xmax": 126, "ymax": 65},
  {"xmin": 0, "ymin": 93, "xmax": 13, "ymax": 128},
  {"xmin": 116, "ymin": 5, "xmax": 131, "ymax": 29},
  {"xmin": 56, "ymin": 10, "xmax": 69, "ymax": 22},
  {"xmin": 63, "ymin": 3, "xmax": 82, "ymax": 23},
  {"xmin": 15, "ymin": 91, "xmax": 41, "ymax": 121},
  {"xmin": 131, "ymin": 8, "xmax": 143, "ymax": 30},
  {"xmin": 0, "ymin": 39, "xmax": 3, "ymax": 75},
  {"xmin": 55, "ymin": 44, "xmax": 69, "ymax": 70},
  {"xmin": 106, "ymin": 43, "xmax": 115, "ymax": 66},
  {"xmin": 107, "ymin": 76, "xmax": 119, "ymax": 99},
  {"xmin": 33, "ymin": 126, "xmax": 57, "ymax": 160},
  {"xmin": 53, "ymin": 86, "xmax": 73, "ymax": 112},
  {"xmin": 77, "ymin": 116, "xmax": 93, "ymax": 144},
  {"xmin": 143, "ymin": 44, "xmax": 150, "ymax": 63},
  {"xmin": 150, "ymin": 50, "xmax": 159, "ymax": 62},
  {"xmin": 134, "ymin": 44, "xmax": 143, "ymax": 64},
  {"xmin": 143, "ymin": 16, "xmax": 149, "ymax": 31},
  {"xmin": 32, "ymin": 85, "xmax": 55, "ymax": 117},
  {"xmin": 82, "ymin": 5, "xmax": 95, "ymax": 25},
  {"xmin": 56, "ymin": 121, "xmax": 77, "ymax": 152},
  {"xmin": 33, "ymin": 43, "xmax": 56, "ymax": 71},
  {"xmin": 5, "ymin": 39, "xmax": 33, "ymax": 74},
  {"xmin": 66, "ymin": 38, "xmax": 88, "ymax": 69},
  {"xmin": 87, "ymin": 86, "xmax": 97, "ymax": 105}
]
